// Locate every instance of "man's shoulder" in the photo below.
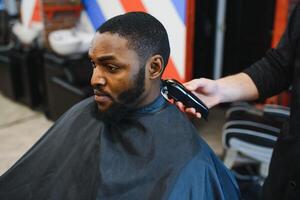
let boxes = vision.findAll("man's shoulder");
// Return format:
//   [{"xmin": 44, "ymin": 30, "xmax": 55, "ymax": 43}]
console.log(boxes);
[
  {"xmin": 148, "ymin": 103, "xmax": 200, "ymax": 137},
  {"xmin": 168, "ymin": 144, "xmax": 240, "ymax": 200},
  {"xmin": 178, "ymin": 137, "xmax": 239, "ymax": 189},
  {"xmin": 157, "ymin": 103, "xmax": 195, "ymax": 125}
]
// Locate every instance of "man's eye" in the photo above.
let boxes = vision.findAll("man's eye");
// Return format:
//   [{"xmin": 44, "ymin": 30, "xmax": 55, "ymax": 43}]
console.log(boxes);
[{"xmin": 106, "ymin": 64, "xmax": 119, "ymax": 72}]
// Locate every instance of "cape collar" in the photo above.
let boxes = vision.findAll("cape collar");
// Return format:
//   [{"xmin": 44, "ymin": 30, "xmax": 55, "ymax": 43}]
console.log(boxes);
[{"xmin": 132, "ymin": 94, "xmax": 167, "ymax": 115}]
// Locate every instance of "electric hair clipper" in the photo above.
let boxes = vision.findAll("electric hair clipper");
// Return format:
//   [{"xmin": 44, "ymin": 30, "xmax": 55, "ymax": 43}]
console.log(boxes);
[{"xmin": 161, "ymin": 79, "xmax": 209, "ymax": 120}]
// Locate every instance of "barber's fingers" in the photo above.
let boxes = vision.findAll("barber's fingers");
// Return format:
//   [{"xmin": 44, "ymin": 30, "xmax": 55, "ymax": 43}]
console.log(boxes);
[
  {"xmin": 175, "ymin": 101, "xmax": 185, "ymax": 112},
  {"xmin": 175, "ymin": 101, "xmax": 201, "ymax": 118},
  {"xmin": 184, "ymin": 78, "xmax": 209, "ymax": 91},
  {"xmin": 185, "ymin": 107, "xmax": 201, "ymax": 119}
]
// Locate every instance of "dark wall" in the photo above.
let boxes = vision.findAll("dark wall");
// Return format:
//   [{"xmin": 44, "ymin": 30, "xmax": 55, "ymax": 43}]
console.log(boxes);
[
  {"xmin": 0, "ymin": 10, "xmax": 9, "ymax": 45},
  {"xmin": 192, "ymin": 0, "xmax": 217, "ymax": 79},
  {"xmin": 192, "ymin": 0, "xmax": 276, "ymax": 79},
  {"xmin": 222, "ymin": 0, "xmax": 275, "ymax": 76}
]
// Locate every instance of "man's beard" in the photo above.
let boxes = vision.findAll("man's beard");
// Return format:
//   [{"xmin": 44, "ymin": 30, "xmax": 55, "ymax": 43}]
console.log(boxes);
[{"xmin": 98, "ymin": 66, "xmax": 145, "ymax": 123}]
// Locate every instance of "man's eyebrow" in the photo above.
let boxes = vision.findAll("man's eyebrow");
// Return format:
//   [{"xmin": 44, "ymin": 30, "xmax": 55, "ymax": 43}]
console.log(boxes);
[{"xmin": 95, "ymin": 55, "xmax": 117, "ymax": 62}]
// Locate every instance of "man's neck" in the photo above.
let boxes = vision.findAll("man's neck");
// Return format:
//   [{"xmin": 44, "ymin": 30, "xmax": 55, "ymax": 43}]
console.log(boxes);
[
  {"xmin": 134, "ymin": 81, "xmax": 161, "ymax": 109},
  {"xmin": 133, "ymin": 91, "xmax": 166, "ymax": 114}
]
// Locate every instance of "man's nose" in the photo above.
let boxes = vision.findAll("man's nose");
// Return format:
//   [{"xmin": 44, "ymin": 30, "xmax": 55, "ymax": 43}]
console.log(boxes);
[{"xmin": 91, "ymin": 67, "xmax": 107, "ymax": 87}]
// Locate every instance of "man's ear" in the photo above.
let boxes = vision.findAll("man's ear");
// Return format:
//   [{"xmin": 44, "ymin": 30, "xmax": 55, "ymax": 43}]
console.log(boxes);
[{"xmin": 147, "ymin": 55, "xmax": 164, "ymax": 79}]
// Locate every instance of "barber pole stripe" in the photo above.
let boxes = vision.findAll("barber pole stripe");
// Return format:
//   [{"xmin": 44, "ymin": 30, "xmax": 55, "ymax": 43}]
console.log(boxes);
[
  {"xmin": 20, "ymin": 0, "xmax": 42, "ymax": 27},
  {"xmin": 80, "ymin": 11, "xmax": 96, "ymax": 33},
  {"xmin": 171, "ymin": 0, "xmax": 186, "ymax": 24},
  {"xmin": 31, "ymin": 0, "xmax": 42, "ymax": 24},
  {"xmin": 120, "ymin": 0, "xmax": 146, "ymax": 12},
  {"xmin": 81, "ymin": 0, "xmax": 105, "ymax": 30},
  {"xmin": 96, "ymin": 0, "xmax": 125, "ymax": 20}
]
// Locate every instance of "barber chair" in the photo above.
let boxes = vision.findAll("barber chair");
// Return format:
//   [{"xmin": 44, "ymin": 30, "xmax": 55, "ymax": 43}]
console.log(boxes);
[
  {"xmin": 9, "ymin": 47, "xmax": 44, "ymax": 108},
  {"xmin": 0, "ymin": 46, "xmax": 44, "ymax": 107},
  {"xmin": 0, "ymin": 45, "xmax": 17, "ymax": 99},
  {"xmin": 222, "ymin": 102, "xmax": 290, "ymax": 178},
  {"xmin": 43, "ymin": 52, "xmax": 93, "ymax": 121},
  {"xmin": 0, "ymin": 10, "xmax": 9, "ymax": 45}
]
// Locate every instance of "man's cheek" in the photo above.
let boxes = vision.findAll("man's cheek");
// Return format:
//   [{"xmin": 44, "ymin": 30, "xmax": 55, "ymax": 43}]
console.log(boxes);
[{"xmin": 113, "ymin": 87, "xmax": 131, "ymax": 103}]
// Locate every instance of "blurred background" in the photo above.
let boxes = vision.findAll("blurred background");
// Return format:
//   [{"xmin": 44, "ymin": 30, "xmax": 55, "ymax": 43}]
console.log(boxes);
[{"xmin": 0, "ymin": 0, "xmax": 296, "ymax": 199}]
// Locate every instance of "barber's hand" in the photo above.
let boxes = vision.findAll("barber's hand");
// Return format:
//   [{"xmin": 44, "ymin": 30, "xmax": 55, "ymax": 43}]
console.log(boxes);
[{"xmin": 176, "ymin": 78, "xmax": 221, "ymax": 118}]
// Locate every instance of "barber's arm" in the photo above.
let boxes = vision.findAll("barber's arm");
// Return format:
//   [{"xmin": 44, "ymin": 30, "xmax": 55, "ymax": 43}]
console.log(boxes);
[
  {"xmin": 176, "ymin": 73, "xmax": 259, "ymax": 118},
  {"xmin": 178, "ymin": 4, "xmax": 300, "ymax": 119}
]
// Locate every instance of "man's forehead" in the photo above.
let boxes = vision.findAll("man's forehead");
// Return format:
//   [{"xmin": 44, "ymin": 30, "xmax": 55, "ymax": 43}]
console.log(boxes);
[
  {"xmin": 92, "ymin": 32, "xmax": 129, "ymax": 46},
  {"xmin": 88, "ymin": 32, "xmax": 141, "ymax": 62},
  {"xmin": 89, "ymin": 32, "xmax": 130, "ymax": 52}
]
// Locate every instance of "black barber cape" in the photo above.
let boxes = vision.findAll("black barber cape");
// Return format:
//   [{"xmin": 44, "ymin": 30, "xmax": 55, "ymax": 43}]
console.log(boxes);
[{"xmin": 0, "ymin": 96, "xmax": 240, "ymax": 200}]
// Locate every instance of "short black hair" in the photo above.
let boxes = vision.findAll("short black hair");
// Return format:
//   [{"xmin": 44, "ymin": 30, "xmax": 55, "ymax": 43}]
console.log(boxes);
[{"xmin": 97, "ymin": 12, "xmax": 170, "ymax": 67}]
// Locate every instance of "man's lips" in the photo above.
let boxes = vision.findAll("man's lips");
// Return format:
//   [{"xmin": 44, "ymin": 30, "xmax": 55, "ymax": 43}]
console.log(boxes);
[{"xmin": 93, "ymin": 90, "xmax": 112, "ymax": 103}]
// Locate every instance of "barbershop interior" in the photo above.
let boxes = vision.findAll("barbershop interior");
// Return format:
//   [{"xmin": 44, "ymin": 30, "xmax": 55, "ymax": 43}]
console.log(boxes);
[{"xmin": 0, "ymin": 0, "xmax": 294, "ymax": 199}]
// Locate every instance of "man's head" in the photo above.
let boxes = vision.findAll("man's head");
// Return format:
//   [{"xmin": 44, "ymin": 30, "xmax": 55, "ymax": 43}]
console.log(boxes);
[{"xmin": 89, "ymin": 12, "xmax": 170, "ymax": 117}]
